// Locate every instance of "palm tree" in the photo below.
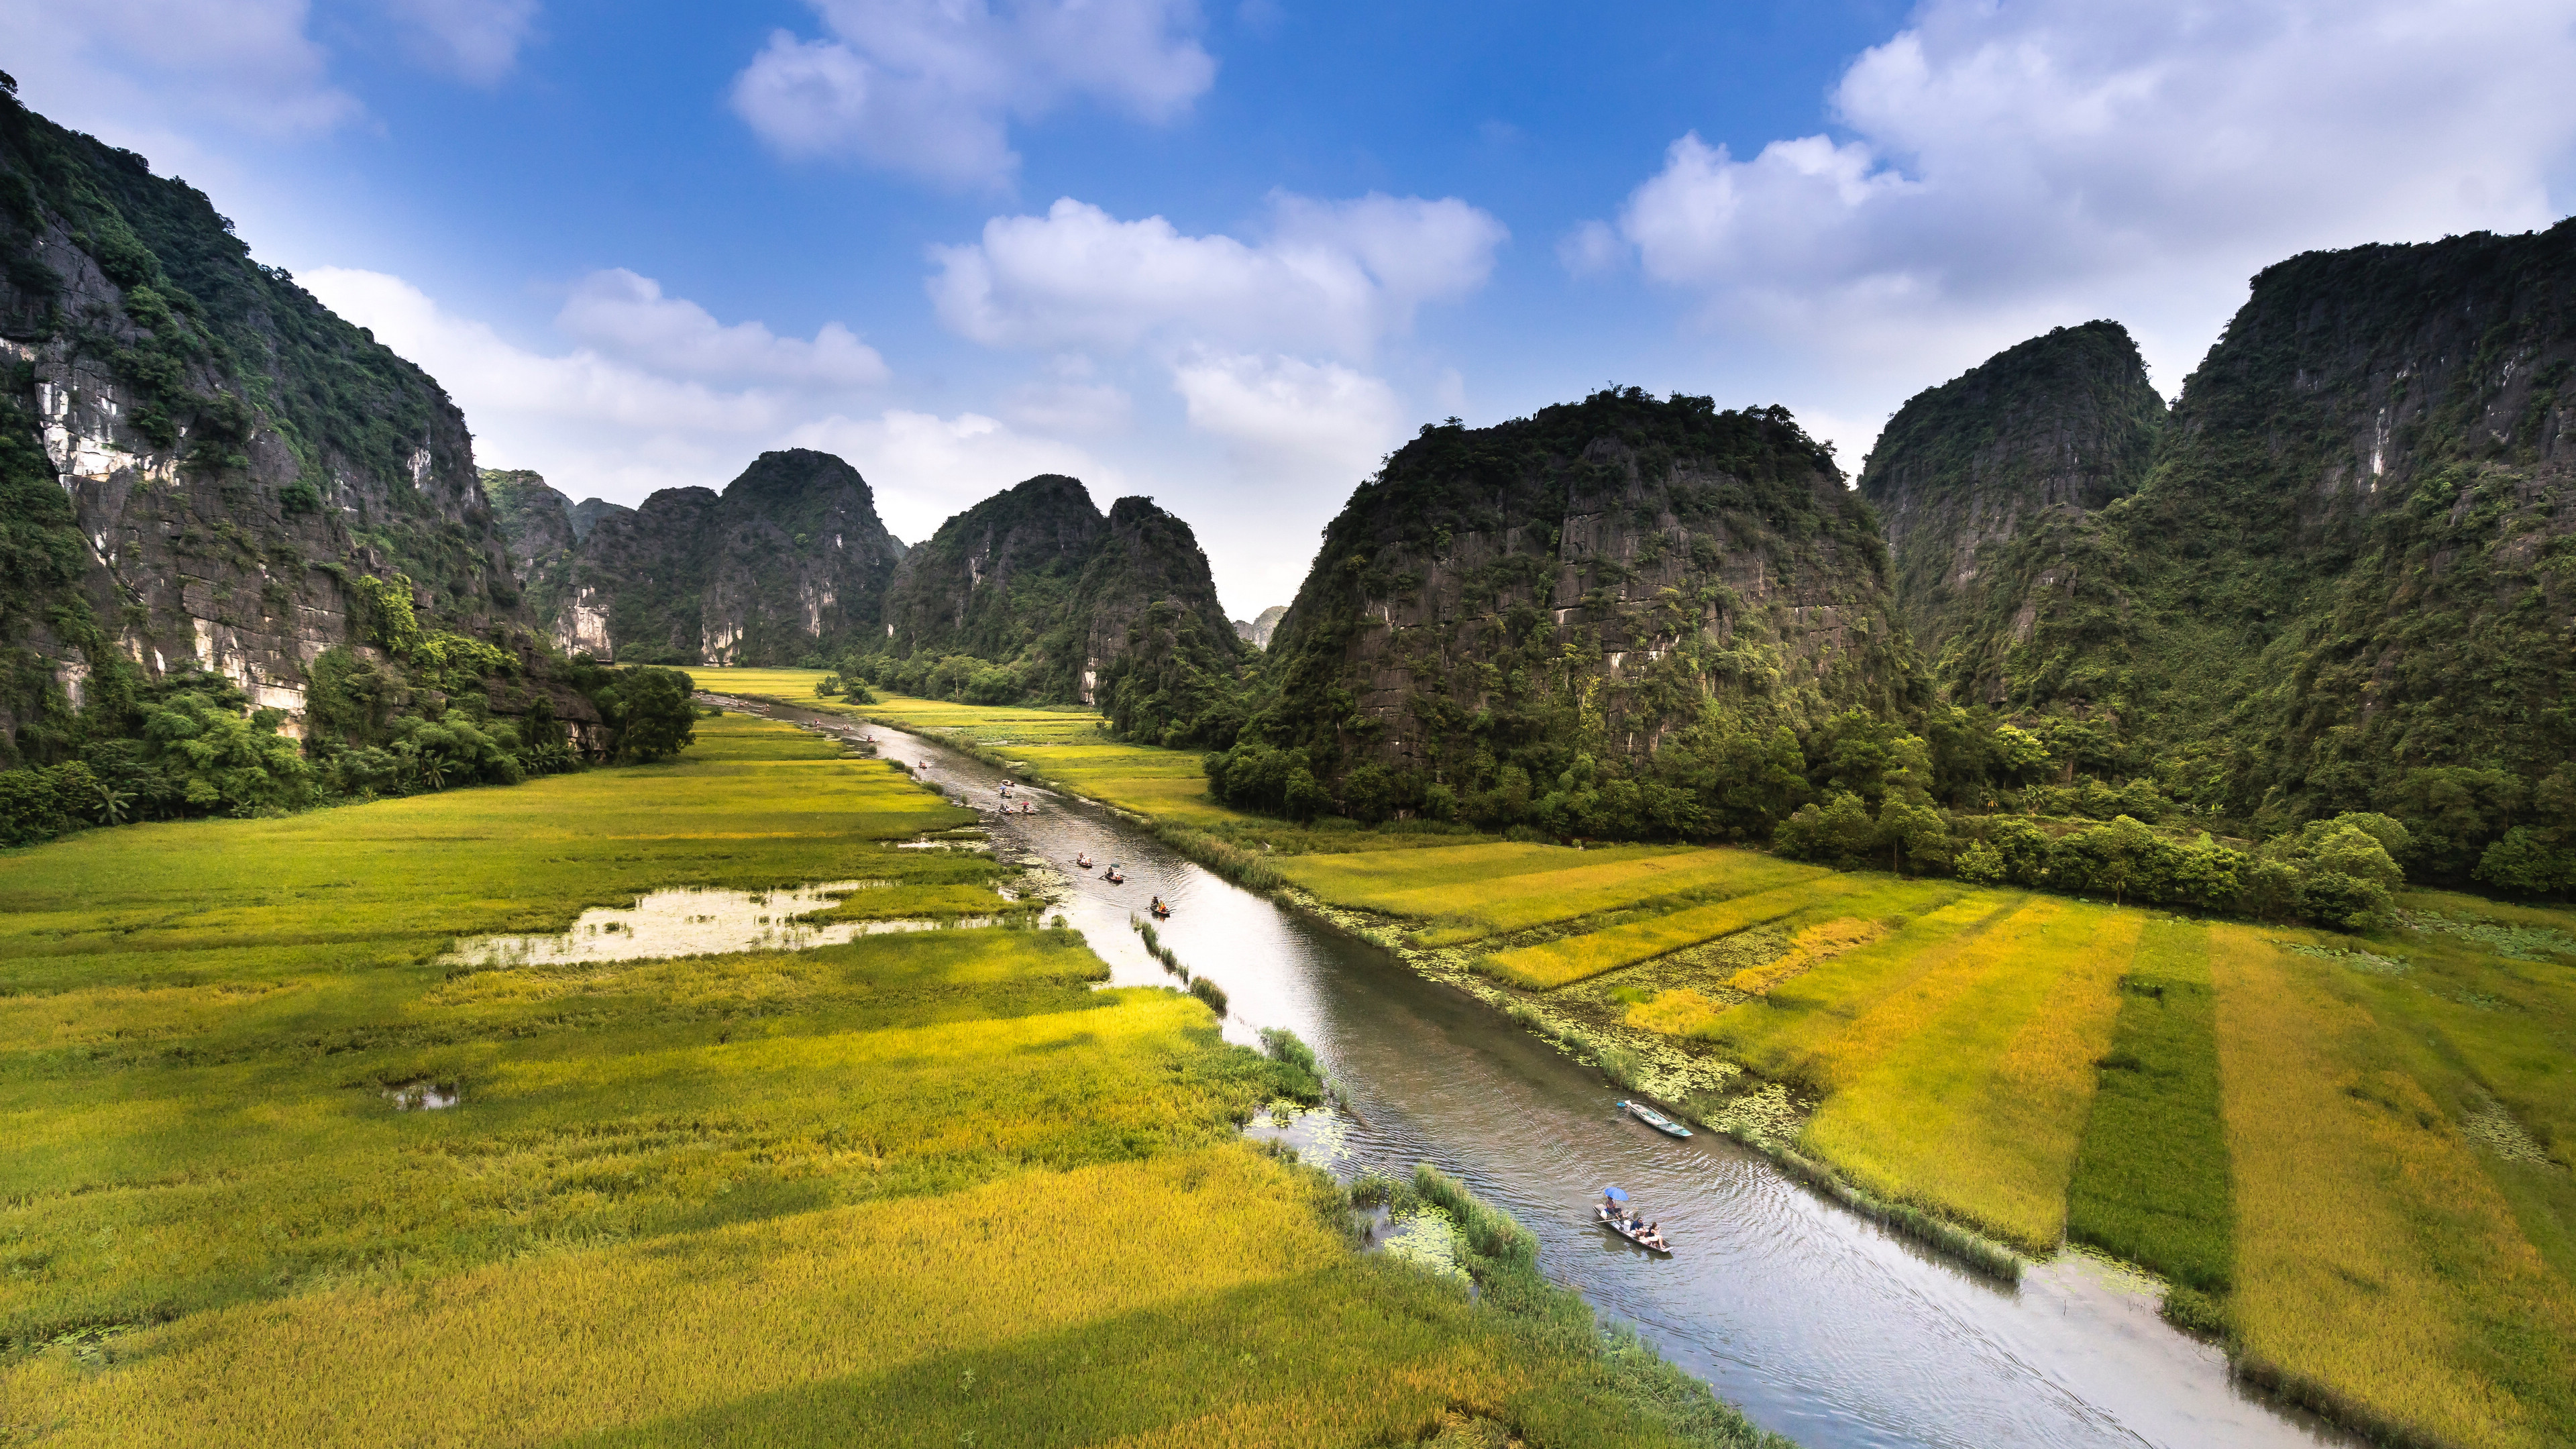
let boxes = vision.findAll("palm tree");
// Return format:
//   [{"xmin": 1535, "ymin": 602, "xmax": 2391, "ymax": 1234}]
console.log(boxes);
[{"xmin": 95, "ymin": 784, "xmax": 134, "ymax": 825}]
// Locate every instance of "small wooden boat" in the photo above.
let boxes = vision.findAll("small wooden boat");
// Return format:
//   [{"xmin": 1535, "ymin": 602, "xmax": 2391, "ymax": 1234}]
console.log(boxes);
[
  {"xmin": 1619, "ymin": 1099, "xmax": 1692, "ymax": 1138},
  {"xmin": 1150, "ymin": 901, "xmax": 1171, "ymax": 919},
  {"xmin": 1595, "ymin": 1203, "xmax": 1673, "ymax": 1254},
  {"xmin": 1075, "ymin": 854, "xmax": 1093, "ymax": 869},
  {"xmin": 1104, "ymin": 869, "xmax": 1126, "ymax": 884}
]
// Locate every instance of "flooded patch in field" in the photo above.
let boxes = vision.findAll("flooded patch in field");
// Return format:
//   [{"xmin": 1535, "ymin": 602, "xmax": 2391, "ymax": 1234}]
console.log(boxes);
[
  {"xmin": 387, "ymin": 1081, "xmax": 459, "ymax": 1110},
  {"xmin": 439, "ymin": 882, "xmax": 996, "ymax": 967},
  {"xmin": 892, "ymin": 835, "xmax": 991, "ymax": 852}
]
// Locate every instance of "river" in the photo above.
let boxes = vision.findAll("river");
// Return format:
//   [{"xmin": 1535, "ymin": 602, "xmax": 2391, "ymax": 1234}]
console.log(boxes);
[{"xmin": 741, "ymin": 698, "xmax": 2357, "ymax": 1449}]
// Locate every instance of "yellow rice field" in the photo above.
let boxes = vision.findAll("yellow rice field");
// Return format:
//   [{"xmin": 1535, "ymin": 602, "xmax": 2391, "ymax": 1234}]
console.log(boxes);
[
  {"xmin": 2211, "ymin": 924, "xmax": 2576, "ymax": 1448},
  {"xmin": 1482, "ymin": 879, "xmax": 1856, "ymax": 989},
  {"xmin": 0, "ymin": 712, "xmax": 1741, "ymax": 1448},
  {"xmin": 1280, "ymin": 843, "xmax": 1830, "ymax": 950},
  {"xmin": 689, "ymin": 669, "xmax": 1246, "ymax": 826},
  {"xmin": 633, "ymin": 694, "xmax": 2576, "ymax": 1449},
  {"xmin": 1796, "ymin": 900, "xmax": 2143, "ymax": 1251},
  {"xmin": 1725, "ymin": 918, "xmax": 1889, "ymax": 996}
]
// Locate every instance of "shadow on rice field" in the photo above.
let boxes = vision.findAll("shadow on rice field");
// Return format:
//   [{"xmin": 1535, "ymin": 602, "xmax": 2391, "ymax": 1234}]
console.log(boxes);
[
  {"xmin": 0, "ymin": 712, "xmax": 1774, "ymax": 1449},
  {"xmin": 683, "ymin": 681, "xmax": 2576, "ymax": 1449}
]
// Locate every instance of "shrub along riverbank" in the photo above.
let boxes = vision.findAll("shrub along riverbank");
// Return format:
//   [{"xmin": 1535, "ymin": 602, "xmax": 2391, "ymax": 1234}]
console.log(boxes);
[
  {"xmin": 1, "ymin": 709, "xmax": 1779, "ymax": 1448},
  {"xmin": 720, "ymin": 671, "xmax": 2576, "ymax": 1449}
]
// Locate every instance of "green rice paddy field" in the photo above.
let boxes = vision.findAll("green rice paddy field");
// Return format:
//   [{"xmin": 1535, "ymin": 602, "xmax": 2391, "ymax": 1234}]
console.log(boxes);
[
  {"xmin": 0, "ymin": 713, "xmax": 1762, "ymax": 1448},
  {"xmin": 692, "ymin": 681, "xmax": 2576, "ymax": 1449}
]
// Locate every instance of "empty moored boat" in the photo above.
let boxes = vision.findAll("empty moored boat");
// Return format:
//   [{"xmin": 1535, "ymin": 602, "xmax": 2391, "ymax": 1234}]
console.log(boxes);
[{"xmin": 1619, "ymin": 1099, "xmax": 1692, "ymax": 1138}]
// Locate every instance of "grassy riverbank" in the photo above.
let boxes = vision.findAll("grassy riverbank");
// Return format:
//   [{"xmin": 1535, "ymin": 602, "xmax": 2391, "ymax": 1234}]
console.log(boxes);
[
  {"xmin": 714, "ymin": 671, "xmax": 2576, "ymax": 1449},
  {"xmin": 0, "ymin": 711, "xmax": 1780, "ymax": 1448}
]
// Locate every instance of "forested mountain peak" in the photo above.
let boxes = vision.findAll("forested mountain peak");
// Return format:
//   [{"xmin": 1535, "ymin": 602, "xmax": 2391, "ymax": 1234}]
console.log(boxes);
[
  {"xmin": 1222, "ymin": 388, "xmax": 1925, "ymax": 829},
  {"xmin": 1873, "ymin": 218, "xmax": 2576, "ymax": 886},
  {"xmin": 1858, "ymin": 320, "xmax": 2166, "ymax": 700},
  {"xmin": 881, "ymin": 472, "xmax": 1108, "ymax": 664},
  {"xmin": 849, "ymin": 478, "xmax": 1248, "ymax": 737}
]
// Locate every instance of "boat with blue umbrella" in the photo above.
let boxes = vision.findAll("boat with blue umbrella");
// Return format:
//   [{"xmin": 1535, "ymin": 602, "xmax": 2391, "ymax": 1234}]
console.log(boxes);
[{"xmin": 1595, "ymin": 1186, "xmax": 1672, "ymax": 1254}]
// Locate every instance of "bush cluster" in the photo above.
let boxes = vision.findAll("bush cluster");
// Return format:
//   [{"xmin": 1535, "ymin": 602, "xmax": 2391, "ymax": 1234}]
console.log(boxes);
[{"xmin": 1774, "ymin": 794, "xmax": 2412, "ymax": 929}]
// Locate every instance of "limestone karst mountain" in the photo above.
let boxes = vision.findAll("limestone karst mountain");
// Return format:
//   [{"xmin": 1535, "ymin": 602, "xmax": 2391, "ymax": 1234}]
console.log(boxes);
[
  {"xmin": 494, "ymin": 451, "xmax": 908, "ymax": 666},
  {"xmin": 0, "ymin": 81, "xmax": 580, "ymax": 759},
  {"xmin": 1857, "ymin": 321, "xmax": 2166, "ymax": 704},
  {"xmin": 1235, "ymin": 389, "xmax": 1925, "ymax": 805},
  {"xmin": 873, "ymin": 475, "xmax": 1246, "ymax": 724},
  {"xmin": 1864, "ymin": 221, "xmax": 2576, "ymax": 847},
  {"xmin": 1234, "ymin": 604, "xmax": 1289, "ymax": 649}
]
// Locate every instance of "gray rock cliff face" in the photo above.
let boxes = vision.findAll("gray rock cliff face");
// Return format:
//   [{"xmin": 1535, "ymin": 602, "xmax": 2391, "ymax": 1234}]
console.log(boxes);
[
  {"xmin": 1236, "ymin": 604, "xmax": 1287, "ymax": 649},
  {"xmin": 0, "ymin": 90, "xmax": 524, "ymax": 752},
  {"xmin": 1856, "ymin": 321, "xmax": 2166, "ymax": 702},
  {"xmin": 482, "ymin": 469, "xmax": 578, "ymax": 629},
  {"xmin": 538, "ymin": 450, "xmax": 907, "ymax": 665},
  {"xmin": 568, "ymin": 496, "xmax": 629, "ymax": 542}
]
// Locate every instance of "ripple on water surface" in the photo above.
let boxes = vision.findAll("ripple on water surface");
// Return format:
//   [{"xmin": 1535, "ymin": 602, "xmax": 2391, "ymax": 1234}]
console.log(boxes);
[{"xmin": 439, "ymin": 882, "xmax": 995, "ymax": 967}]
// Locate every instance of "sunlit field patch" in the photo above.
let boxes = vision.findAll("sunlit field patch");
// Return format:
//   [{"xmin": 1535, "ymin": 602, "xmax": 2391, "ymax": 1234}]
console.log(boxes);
[
  {"xmin": 1799, "ymin": 901, "xmax": 2141, "ymax": 1252},
  {"xmin": 0, "ymin": 711, "xmax": 1760, "ymax": 1449},
  {"xmin": 2210, "ymin": 925, "xmax": 2576, "ymax": 1448},
  {"xmin": 1283, "ymin": 843, "xmax": 1829, "ymax": 954},
  {"xmin": 1723, "ymin": 918, "xmax": 1888, "ymax": 996},
  {"xmin": 1481, "ymin": 879, "xmax": 1851, "ymax": 989}
]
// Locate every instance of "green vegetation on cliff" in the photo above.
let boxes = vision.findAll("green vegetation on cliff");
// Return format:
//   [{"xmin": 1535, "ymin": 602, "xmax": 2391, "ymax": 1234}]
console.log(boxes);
[
  {"xmin": 846, "ymin": 480, "xmax": 1251, "ymax": 743},
  {"xmin": 1212, "ymin": 388, "xmax": 1922, "ymax": 835},
  {"xmin": 1858, "ymin": 320, "xmax": 2166, "ymax": 702},
  {"xmin": 1880, "ymin": 221, "xmax": 2576, "ymax": 896}
]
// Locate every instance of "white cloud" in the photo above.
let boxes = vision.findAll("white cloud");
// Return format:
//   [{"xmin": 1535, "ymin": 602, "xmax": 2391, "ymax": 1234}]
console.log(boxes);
[
  {"xmin": 0, "ymin": 0, "xmax": 360, "ymax": 140},
  {"xmin": 382, "ymin": 0, "xmax": 541, "ymax": 85},
  {"xmin": 929, "ymin": 192, "xmax": 1507, "ymax": 358},
  {"xmin": 1171, "ymin": 352, "xmax": 1403, "ymax": 482},
  {"xmin": 305, "ymin": 267, "xmax": 1114, "ymax": 544},
  {"xmin": 555, "ymin": 269, "xmax": 889, "ymax": 388},
  {"xmin": 1557, "ymin": 219, "xmax": 1624, "ymax": 278},
  {"xmin": 1586, "ymin": 0, "xmax": 2576, "ymax": 394},
  {"xmin": 306, "ymin": 268, "xmax": 793, "ymax": 433},
  {"xmin": 999, "ymin": 356, "xmax": 1132, "ymax": 435},
  {"xmin": 731, "ymin": 0, "xmax": 1216, "ymax": 189}
]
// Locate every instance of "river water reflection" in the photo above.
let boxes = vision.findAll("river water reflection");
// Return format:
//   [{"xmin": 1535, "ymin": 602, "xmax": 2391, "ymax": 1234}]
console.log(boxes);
[{"xmin": 752, "ymin": 700, "xmax": 2357, "ymax": 1449}]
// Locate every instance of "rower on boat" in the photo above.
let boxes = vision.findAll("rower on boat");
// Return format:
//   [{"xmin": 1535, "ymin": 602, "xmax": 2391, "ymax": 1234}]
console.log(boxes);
[
  {"xmin": 1150, "ymin": 896, "xmax": 1171, "ymax": 919},
  {"xmin": 1075, "ymin": 853, "xmax": 1093, "ymax": 869}
]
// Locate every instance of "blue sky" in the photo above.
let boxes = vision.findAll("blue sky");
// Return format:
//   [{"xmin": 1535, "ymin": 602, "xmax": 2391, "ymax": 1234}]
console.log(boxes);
[{"xmin": 13, "ymin": 1, "xmax": 2576, "ymax": 613}]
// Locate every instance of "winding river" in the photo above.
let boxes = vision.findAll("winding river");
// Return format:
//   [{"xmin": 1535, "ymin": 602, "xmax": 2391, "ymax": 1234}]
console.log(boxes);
[{"xmin": 745, "ymin": 699, "xmax": 2358, "ymax": 1449}]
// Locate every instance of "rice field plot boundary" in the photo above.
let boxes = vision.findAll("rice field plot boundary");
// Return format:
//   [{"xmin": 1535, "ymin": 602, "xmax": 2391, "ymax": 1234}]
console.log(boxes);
[
  {"xmin": 2065, "ymin": 918, "xmax": 2235, "ymax": 1296},
  {"xmin": 1481, "ymin": 878, "xmax": 1864, "ymax": 990},
  {"xmin": 1279, "ymin": 845, "xmax": 1829, "ymax": 952}
]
